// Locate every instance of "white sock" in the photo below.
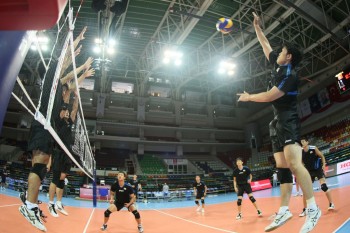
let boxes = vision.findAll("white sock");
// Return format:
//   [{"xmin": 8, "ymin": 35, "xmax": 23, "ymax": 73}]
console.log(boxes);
[
  {"xmin": 49, "ymin": 201, "xmax": 54, "ymax": 205},
  {"xmin": 306, "ymin": 197, "xmax": 317, "ymax": 210},
  {"xmin": 25, "ymin": 200, "xmax": 38, "ymax": 210},
  {"xmin": 56, "ymin": 201, "xmax": 62, "ymax": 206},
  {"xmin": 278, "ymin": 206, "xmax": 289, "ymax": 214}
]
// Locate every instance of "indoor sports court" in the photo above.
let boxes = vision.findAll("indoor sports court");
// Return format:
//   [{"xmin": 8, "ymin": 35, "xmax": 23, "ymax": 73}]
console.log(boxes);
[{"xmin": 0, "ymin": 0, "xmax": 350, "ymax": 233}]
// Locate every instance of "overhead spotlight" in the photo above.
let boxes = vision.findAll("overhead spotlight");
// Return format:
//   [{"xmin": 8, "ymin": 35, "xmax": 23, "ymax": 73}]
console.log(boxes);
[
  {"xmin": 37, "ymin": 36, "xmax": 49, "ymax": 43},
  {"xmin": 175, "ymin": 59, "xmax": 182, "ymax": 66},
  {"xmin": 41, "ymin": 44, "xmax": 48, "ymax": 51},
  {"xmin": 95, "ymin": 38, "xmax": 102, "ymax": 44},
  {"xmin": 218, "ymin": 68, "xmax": 225, "ymax": 74},
  {"xmin": 218, "ymin": 59, "xmax": 236, "ymax": 76},
  {"xmin": 30, "ymin": 45, "xmax": 37, "ymax": 51},
  {"xmin": 108, "ymin": 39, "xmax": 117, "ymax": 46},
  {"xmin": 163, "ymin": 49, "xmax": 183, "ymax": 66},
  {"xmin": 93, "ymin": 46, "xmax": 101, "ymax": 54},
  {"xmin": 107, "ymin": 47, "xmax": 115, "ymax": 55},
  {"xmin": 163, "ymin": 57, "xmax": 170, "ymax": 64}
]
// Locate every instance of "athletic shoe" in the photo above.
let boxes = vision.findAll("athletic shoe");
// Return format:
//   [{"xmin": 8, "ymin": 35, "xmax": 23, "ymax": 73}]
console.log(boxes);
[
  {"xmin": 299, "ymin": 208, "xmax": 306, "ymax": 217},
  {"xmin": 55, "ymin": 203, "xmax": 68, "ymax": 216},
  {"xmin": 264, "ymin": 210, "xmax": 293, "ymax": 232},
  {"xmin": 138, "ymin": 225, "xmax": 144, "ymax": 233},
  {"xmin": 300, "ymin": 207, "xmax": 321, "ymax": 233},
  {"xmin": 19, "ymin": 205, "xmax": 47, "ymax": 232},
  {"xmin": 48, "ymin": 203, "xmax": 59, "ymax": 217},
  {"xmin": 19, "ymin": 191, "xmax": 26, "ymax": 204},
  {"xmin": 100, "ymin": 224, "xmax": 107, "ymax": 231},
  {"xmin": 236, "ymin": 213, "xmax": 242, "ymax": 220},
  {"xmin": 258, "ymin": 210, "xmax": 263, "ymax": 216},
  {"xmin": 196, "ymin": 206, "xmax": 201, "ymax": 212},
  {"xmin": 328, "ymin": 203, "xmax": 335, "ymax": 210},
  {"xmin": 39, "ymin": 209, "xmax": 48, "ymax": 223}
]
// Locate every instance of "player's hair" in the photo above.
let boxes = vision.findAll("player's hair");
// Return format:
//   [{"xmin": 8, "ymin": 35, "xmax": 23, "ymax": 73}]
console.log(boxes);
[
  {"xmin": 118, "ymin": 171, "xmax": 127, "ymax": 177},
  {"xmin": 236, "ymin": 157, "xmax": 243, "ymax": 162},
  {"xmin": 282, "ymin": 42, "xmax": 302, "ymax": 67}
]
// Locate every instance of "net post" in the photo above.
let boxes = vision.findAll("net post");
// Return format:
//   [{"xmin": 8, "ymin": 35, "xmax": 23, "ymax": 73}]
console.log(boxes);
[
  {"xmin": 0, "ymin": 31, "xmax": 32, "ymax": 135},
  {"xmin": 93, "ymin": 167, "xmax": 97, "ymax": 208}
]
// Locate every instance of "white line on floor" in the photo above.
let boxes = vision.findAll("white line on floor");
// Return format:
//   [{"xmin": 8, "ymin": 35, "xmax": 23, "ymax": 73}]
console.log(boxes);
[
  {"xmin": 83, "ymin": 208, "xmax": 95, "ymax": 233},
  {"xmin": 0, "ymin": 203, "xmax": 21, "ymax": 208},
  {"xmin": 153, "ymin": 209, "xmax": 237, "ymax": 233},
  {"xmin": 333, "ymin": 217, "xmax": 350, "ymax": 233}
]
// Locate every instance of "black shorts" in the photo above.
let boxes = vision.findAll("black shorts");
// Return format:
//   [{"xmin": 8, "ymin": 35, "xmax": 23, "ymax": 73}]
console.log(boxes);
[
  {"xmin": 27, "ymin": 120, "xmax": 54, "ymax": 155},
  {"xmin": 269, "ymin": 110, "xmax": 301, "ymax": 153},
  {"xmin": 309, "ymin": 169, "xmax": 325, "ymax": 182},
  {"xmin": 52, "ymin": 149, "xmax": 72, "ymax": 174},
  {"xmin": 237, "ymin": 183, "xmax": 252, "ymax": 196},
  {"xmin": 195, "ymin": 192, "xmax": 205, "ymax": 199},
  {"xmin": 114, "ymin": 202, "xmax": 133, "ymax": 211}
]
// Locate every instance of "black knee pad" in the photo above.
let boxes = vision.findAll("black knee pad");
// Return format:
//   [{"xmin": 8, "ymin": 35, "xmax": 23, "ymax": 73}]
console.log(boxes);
[
  {"xmin": 57, "ymin": 180, "xmax": 65, "ymax": 189},
  {"xmin": 195, "ymin": 200, "xmax": 199, "ymax": 205},
  {"xmin": 201, "ymin": 199, "xmax": 205, "ymax": 204},
  {"xmin": 132, "ymin": 210, "xmax": 140, "ymax": 219},
  {"xmin": 52, "ymin": 170, "xmax": 60, "ymax": 186},
  {"xmin": 104, "ymin": 209, "xmax": 112, "ymax": 218},
  {"xmin": 237, "ymin": 199, "xmax": 242, "ymax": 206},
  {"xmin": 249, "ymin": 196, "xmax": 256, "ymax": 203},
  {"xmin": 321, "ymin": 183, "xmax": 328, "ymax": 192},
  {"xmin": 277, "ymin": 168, "xmax": 293, "ymax": 184},
  {"xmin": 31, "ymin": 163, "xmax": 47, "ymax": 181}
]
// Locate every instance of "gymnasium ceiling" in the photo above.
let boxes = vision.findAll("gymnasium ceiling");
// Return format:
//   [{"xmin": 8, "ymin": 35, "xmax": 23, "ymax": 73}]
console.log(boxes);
[{"xmin": 22, "ymin": 0, "xmax": 350, "ymax": 110}]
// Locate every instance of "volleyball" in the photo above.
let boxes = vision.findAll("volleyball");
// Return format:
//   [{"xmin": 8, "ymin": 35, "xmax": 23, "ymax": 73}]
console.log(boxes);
[{"xmin": 216, "ymin": 18, "xmax": 233, "ymax": 34}]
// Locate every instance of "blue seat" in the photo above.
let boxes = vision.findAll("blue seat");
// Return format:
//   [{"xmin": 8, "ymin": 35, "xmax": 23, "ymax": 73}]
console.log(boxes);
[{"xmin": 99, "ymin": 188, "xmax": 109, "ymax": 201}]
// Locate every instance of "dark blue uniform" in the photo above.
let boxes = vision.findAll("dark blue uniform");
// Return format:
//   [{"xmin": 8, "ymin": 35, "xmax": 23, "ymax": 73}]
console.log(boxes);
[
  {"xmin": 268, "ymin": 51, "xmax": 300, "ymax": 153},
  {"xmin": 302, "ymin": 145, "xmax": 325, "ymax": 182},
  {"xmin": 233, "ymin": 166, "xmax": 253, "ymax": 196},
  {"xmin": 193, "ymin": 181, "xmax": 206, "ymax": 199},
  {"xmin": 111, "ymin": 182, "xmax": 134, "ymax": 211}
]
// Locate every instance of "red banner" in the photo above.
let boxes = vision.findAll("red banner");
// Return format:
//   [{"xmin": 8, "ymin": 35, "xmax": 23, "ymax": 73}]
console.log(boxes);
[{"xmin": 250, "ymin": 179, "xmax": 272, "ymax": 191}]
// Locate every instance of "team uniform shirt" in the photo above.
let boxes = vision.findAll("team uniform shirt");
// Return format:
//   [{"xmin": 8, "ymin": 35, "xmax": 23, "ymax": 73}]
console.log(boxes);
[
  {"xmin": 129, "ymin": 179, "xmax": 139, "ymax": 193},
  {"xmin": 233, "ymin": 166, "xmax": 251, "ymax": 185},
  {"xmin": 56, "ymin": 117, "xmax": 74, "ymax": 149},
  {"xmin": 268, "ymin": 51, "xmax": 301, "ymax": 152},
  {"xmin": 268, "ymin": 51, "xmax": 299, "ymax": 113},
  {"xmin": 111, "ymin": 182, "xmax": 134, "ymax": 204},
  {"xmin": 302, "ymin": 146, "xmax": 322, "ymax": 171},
  {"xmin": 193, "ymin": 181, "xmax": 206, "ymax": 194}
]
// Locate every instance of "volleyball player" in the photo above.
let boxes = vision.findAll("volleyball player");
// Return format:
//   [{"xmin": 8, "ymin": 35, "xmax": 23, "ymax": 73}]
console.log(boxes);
[
  {"xmin": 19, "ymin": 28, "xmax": 88, "ymax": 231},
  {"xmin": 233, "ymin": 158, "xmax": 262, "ymax": 220},
  {"xmin": 237, "ymin": 12, "xmax": 321, "ymax": 232},
  {"xmin": 193, "ymin": 175, "xmax": 207, "ymax": 213},
  {"xmin": 47, "ymin": 64, "xmax": 94, "ymax": 217},
  {"xmin": 101, "ymin": 172, "xmax": 144, "ymax": 233},
  {"xmin": 130, "ymin": 175, "xmax": 141, "ymax": 201},
  {"xmin": 299, "ymin": 138, "xmax": 334, "ymax": 217}
]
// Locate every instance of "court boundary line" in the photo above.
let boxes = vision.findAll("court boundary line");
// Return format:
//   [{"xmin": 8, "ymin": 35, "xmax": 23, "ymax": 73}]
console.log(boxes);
[
  {"xmin": 333, "ymin": 217, "xmax": 350, "ymax": 233},
  {"xmin": 0, "ymin": 203, "xmax": 21, "ymax": 208},
  {"xmin": 83, "ymin": 208, "xmax": 95, "ymax": 233},
  {"xmin": 153, "ymin": 209, "xmax": 237, "ymax": 233}
]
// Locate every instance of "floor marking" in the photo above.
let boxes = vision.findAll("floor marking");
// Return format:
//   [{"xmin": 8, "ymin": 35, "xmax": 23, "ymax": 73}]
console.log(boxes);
[
  {"xmin": 0, "ymin": 203, "xmax": 21, "ymax": 208},
  {"xmin": 153, "ymin": 209, "xmax": 237, "ymax": 233},
  {"xmin": 333, "ymin": 217, "xmax": 350, "ymax": 233},
  {"xmin": 83, "ymin": 208, "xmax": 95, "ymax": 233}
]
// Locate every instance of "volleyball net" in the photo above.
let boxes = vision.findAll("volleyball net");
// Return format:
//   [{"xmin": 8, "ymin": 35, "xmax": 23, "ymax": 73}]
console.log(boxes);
[{"xmin": 12, "ymin": 7, "xmax": 95, "ymax": 180}]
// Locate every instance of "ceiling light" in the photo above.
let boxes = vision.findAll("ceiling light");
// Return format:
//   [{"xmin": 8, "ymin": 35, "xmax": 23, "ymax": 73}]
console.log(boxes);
[{"xmin": 93, "ymin": 46, "xmax": 101, "ymax": 54}]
